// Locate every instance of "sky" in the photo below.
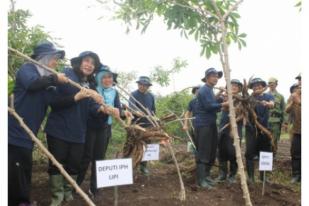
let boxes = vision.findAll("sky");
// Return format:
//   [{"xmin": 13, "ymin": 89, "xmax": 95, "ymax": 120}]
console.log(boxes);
[{"xmin": 15, "ymin": 0, "xmax": 301, "ymax": 99}]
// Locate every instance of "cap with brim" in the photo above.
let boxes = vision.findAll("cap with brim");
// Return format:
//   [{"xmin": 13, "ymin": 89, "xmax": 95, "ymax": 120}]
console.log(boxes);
[
  {"xmin": 268, "ymin": 77, "xmax": 278, "ymax": 84},
  {"xmin": 295, "ymin": 74, "xmax": 301, "ymax": 80},
  {"xmin": 71, "ymin": 51, "xmax": 102, "ymax": 71},
  {"xmin": 290, "ymin": 83, "xmax": 299, "ymax": 94},
  {"xmin": 231, "ymin": 79, "xmax": 243, "ymax": 89},
  {"xmin": 248, "ymin": 78, "xmax": 267, "ymax": 89},
  {"xmin": 31, "ymin": 41, "xmax": 65, "ymax": 60},
  {"xmin": 201, "ymin": 67, "xmax": 223, "ymax": 82},
  {"xmin": 136, "ymin": 76, "xmax": 152, "ymax": 86}
]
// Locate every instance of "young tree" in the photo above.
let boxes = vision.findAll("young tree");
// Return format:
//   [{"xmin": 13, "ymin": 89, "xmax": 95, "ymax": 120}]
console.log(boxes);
[{"xmin": 111, "ymin": 0, "xmax": 252, "ymax": 205}]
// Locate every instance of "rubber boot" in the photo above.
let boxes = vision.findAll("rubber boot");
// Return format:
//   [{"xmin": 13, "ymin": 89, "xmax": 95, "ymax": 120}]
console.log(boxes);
[
  {"xmin": 228, "ymin": 161, "xmax": 238, "ymax": 184},
  {"xmin": 49, "ymin": 175, "xmax": 64, "ymax": 206},
  {"xmin": 246, "ymin": 160, "xmax": 255, "ymax": 184},
  {"xmin": 140, "ymin": 161, "xmax": 150, "ymax": 176},
  {"xmin": 63, "ymin": 175, "xmax": 77, "ymax": 202},
  {"xmin": 196, "ymin": 163, "xmax": 212, "ymax": 189},
  {"xmin": 205, "ymin": 164, "xmax": 216, "ymax": 186},
  {"xmin": 216, "ymin": 161, "xmax": 227, "ymax": 183},
  {"xmin": 291, "ymin": 159, "xmax": 301, "ymax": 184}
]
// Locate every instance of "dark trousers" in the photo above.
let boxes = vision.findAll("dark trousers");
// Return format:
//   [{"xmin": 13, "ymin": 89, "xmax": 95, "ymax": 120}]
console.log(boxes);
[
  {"xmin": 291, "ymin": 133, "xmax": 301, "ymax": 176},
  {"xmin": 245, "ymin": 125, "xmax": 272, "ymax": 160},
  {"xmin": 47, "ymin": 135, "xmax": 84, "ymax": 175},
  {"xmin": 194, "ymin": 124, "xmax": 218, "ymax": 165},
  {"xmin": 218, "ymin": 132, "xmax": 236, "ymax": 163},
  {"xmin": 77, "ymin": 125, "xmax": 111, "ymax": 193},
  {"xmin": 8, "ymin": 144, "xmax": 33, "ymax": 206}
]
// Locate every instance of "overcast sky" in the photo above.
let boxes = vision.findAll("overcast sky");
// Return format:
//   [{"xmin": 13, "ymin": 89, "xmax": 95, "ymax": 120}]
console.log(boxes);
[{"xmin": 15, "ymin": 0, "xmax": 301, "ymax": 99}]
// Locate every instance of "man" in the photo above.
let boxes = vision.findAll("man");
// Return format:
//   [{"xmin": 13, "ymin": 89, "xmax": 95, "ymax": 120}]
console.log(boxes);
[
  {"xmin": 217, "ymin": 79, "xmax": 243, "ymax": 184},
  {"xmin": 246, "ymin": 78, "xmax": 274, "ymax": 184},
  {"xmin": 286, "ymin": 84, "xmax": 301, "ymax": 183},
  {"xmin": 267, "ymin": 77, "xmax": 285, "ymax": 156},
  {"xmin": 129, "ymin": 76, "xmax": 156, "ymax": 175},
  {"xmin": 194, "ymin": 68, "xmax": 228, "ymax": 189},
  {"xmin": 182, "ymin": 85, "xmax": 200, "ymax": 147}
]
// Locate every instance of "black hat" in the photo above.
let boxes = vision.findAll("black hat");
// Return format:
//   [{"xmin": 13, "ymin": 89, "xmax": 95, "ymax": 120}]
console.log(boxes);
[
  {"xmin": 231, "ymin": 79, "xmax": 243, "ymax": 89},
  {"xmin": 71, "ymin": 51, "xmax": 102, "ymax": 71},
  {"xmin": 31, "ymin": 41, "xmax": 65, "ymax": 60},
  {"xmin": 201, "ymin": 67, "xmax": 223, "ymax": 82},
  {"xmin": 191, "ymin": 86, "xmax": 200, "ymax": 94},
  {"xmin": 136, "ymin": 76, "xmax": 152, "ymax": 86},
  {"xmin": 248, "ymin": 78, "xmax": 267, "ymax": 89},
  {"xmin": 295, "ymin": 74, "xmax": 301, "ymax": 80},
  {"xmin": 96, "ymin": 64, "xmax": 118, "ymax": 84},
  {"xmin": 290, "ymin": 83, "xmax": 299, "ymax": 94}
]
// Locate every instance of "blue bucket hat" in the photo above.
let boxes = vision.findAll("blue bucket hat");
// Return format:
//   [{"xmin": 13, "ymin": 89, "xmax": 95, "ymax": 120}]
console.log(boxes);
[
  {"xmin": 290, "ymin": 83, "xmax": 299, "ymax": 94},
  {"xmin": 96, "ymin": 65, "xmax": 118, "ymax": 84},
  {"xmin": 31, "ymin": 41, "xmax": 65, "ymax": 60},
  {"xmin": 231, "ymin": 79, "xmax": 243, "ymax": 89},
  {"xmin": 136, "ymin": 76, "xmax": 152, "ymax": 86},
  {"xmin": 201, "ymin": 67, "xmax": 223, "ymax": 82},
  {"xmin": 248, "ymin": 78, "xmax": 267, "ymax": 89},
  {"xmin": 71, "ymin": 51, "xmax": 102, "ymax": 71}
]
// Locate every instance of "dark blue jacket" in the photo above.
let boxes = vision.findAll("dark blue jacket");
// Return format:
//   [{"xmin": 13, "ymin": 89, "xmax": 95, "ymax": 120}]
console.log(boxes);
[
  {"xmin": 129, "ymin": 90, "xmax": 156, "ymax": 127},
  {"xmin": 45, "ymin": 68, "xmax": 102, "ymax": 143},
  {"xmin": 8, "ymin": 63, "xmax": 57, "ymax": 149},
  {"xmin": 219, "ymin": 111, "xmax": 242, "ymax": 135},
  {"xmin": 87, "ymin": 91, "xmax": 121, "ymax": 129},
  {"xmin": 187, "ymin": 98, "xmax": 198, "ymax": 127},
  {"xmin": 195, "ymin": 84, "xmax": 223, "ymax": 127},
  {"xmin": 252, "ymin": 93, "xmax": 274, "ymax": 128}
]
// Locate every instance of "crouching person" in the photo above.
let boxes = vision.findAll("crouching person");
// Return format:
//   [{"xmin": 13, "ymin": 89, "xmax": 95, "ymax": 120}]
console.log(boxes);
[
  {"xmin": 77, "ymin": 66, "xmax": 129, "ymax": 198},
  {"xmin": 44, "ymin": 51, "xmax": 110, "ymax": 206},
  {"xmin": 217, "ymin": 79, "xmax": 243, "ymax": 184},
  {"xmin": 194, "ymin": 68, "xmax": 228, "ymax": 189},
  {"xmin": 8, "ymin": 42, "xmax": 67, "ymax": 206}
]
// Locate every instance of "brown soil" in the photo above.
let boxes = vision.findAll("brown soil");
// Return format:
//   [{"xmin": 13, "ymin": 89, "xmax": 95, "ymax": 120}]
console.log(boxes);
[{"xmin": 31, "ymin": 140, "xmax": 301, "ymax": 206}]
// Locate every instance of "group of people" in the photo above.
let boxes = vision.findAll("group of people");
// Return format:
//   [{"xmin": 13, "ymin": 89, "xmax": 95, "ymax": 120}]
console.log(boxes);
[
  {"xmin": 182, "ymin": 68, "xmax": 301, "ymax": 189},
  {"xmin": 8, "ymin": 42, "xmax": 155, "ymax": 206},
  {"xmin": 8, "ymin": 41, "xmax": 301, "ymax": 206}
]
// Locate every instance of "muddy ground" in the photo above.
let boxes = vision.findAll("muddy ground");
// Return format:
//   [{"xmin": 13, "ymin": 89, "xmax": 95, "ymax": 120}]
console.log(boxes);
[{"xmin": 31, "ymin": 140, "xmax": 301, "ymax": 206}]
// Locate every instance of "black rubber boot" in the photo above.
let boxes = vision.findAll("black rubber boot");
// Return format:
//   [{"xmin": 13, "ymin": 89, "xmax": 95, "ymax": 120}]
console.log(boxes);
[
  {"xmin": 205, "ymin": 164, "xmax": 216, "ymax": 186},
  {"xmin": 246, "ymin": 160, "xmax": 255, "ymax": 184},
  {"xmin": 196, "ymin": 164, "xmax": 212, "ymax": 189},
  {"xmin": 216, "ymin": 161, "xmax": 227, "ymax": 183},
  {"xmin": 228, "ymin": 161, "xmax": 238, "ymax": 184},
  {"xmin": 291, "ymin": 159, "xmax": 301, "ymax": 184},
  {"xmin": 140, "ymin": 161, "xmax": 150, "ymax": 176}
]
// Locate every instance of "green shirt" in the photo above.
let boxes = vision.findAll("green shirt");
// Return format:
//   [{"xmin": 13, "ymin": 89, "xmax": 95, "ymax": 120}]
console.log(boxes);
[{"xmin": 268, "ymin": 90, "xmax": 285, "ymax": 123}]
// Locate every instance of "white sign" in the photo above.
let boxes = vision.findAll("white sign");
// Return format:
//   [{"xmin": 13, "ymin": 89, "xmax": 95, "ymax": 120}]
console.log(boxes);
[
  {"xmin": 96, "ymin": 158, "xmax": 133, "ymax": 188},
  {"xmin": 259, "ymin": 152, "xmax": 273, "ymax": 171},
  {"xmin": 142, "ymin": 144, "xmax": 160, "ymax": 161}
]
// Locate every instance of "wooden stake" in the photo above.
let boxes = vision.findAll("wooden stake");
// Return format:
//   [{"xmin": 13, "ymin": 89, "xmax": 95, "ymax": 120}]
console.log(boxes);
[{"xmin": 8, "ymin": 108, "xmax": 95, "ymax": 206}]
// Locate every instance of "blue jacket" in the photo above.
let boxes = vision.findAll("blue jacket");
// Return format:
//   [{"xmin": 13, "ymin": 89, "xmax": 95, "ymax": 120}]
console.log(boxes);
[
  {"xmin": 195, "ymin": 84, "xmax": 223, "ymax": 127},
  {"xmin": 8, "ymin": 63, "xmax": 56, "ymax": 149},
  {"xmin": 187, "ymin": 98, "xmax": 198, "ymax": 127},
  {"xmin": 45, "ymin": 68, "xmax": 102, "ymax": 143},
  {"xmin": 251, "ymin": 93, "xmax": 274, "ymax": 128},
  {"xmin": 129, "ymin": 90, "xmax": 156, "ymax": 127},
  {"xmin": 219, "ymin": 111, "xmax": 242, "ymax": 135}
]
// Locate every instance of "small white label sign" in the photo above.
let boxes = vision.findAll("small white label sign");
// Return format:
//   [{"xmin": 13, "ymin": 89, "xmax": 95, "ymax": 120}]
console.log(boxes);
[
  {"xmin": 96, "ymin": 158, "xmax": 133, "ymax": 188},
  {"xmin": 142, "ymin": 144, "xmax": 160, "ymax": 161},
  {"xmin": 259, "ymin": 152, "xmax": 273, "ymax": 171}
]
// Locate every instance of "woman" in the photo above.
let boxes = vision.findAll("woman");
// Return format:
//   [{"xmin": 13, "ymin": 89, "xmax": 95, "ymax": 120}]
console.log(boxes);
[
  {"xmin": 8, "ymin": 41, "xmax": 68, "ymax": 206},
  {"xmin": 77, "ymin": 65, "xmax": 128, "ymax": 198},
  {"xmin": 44, "ymin": 51, "xmax": 113, "ymax": 206}
]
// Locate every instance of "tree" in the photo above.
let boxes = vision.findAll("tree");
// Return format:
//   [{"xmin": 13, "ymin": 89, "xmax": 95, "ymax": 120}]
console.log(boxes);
[{"xmin": 111, "ymin": 0, "xmax": 252, "ymax": 205}]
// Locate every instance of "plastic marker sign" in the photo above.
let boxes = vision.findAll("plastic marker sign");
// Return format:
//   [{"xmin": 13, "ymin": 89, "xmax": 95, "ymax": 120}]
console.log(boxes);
[
  {"xmin": 259, "ymin": 152, "xmax": 273, "ymax": 171},
  {"xmin": 96, "ymin": 158, "xmax": 133, "ymax": 188},
  {"xmin": 142, "ymin": 144, "xmax": 160, "ymax": 161}
]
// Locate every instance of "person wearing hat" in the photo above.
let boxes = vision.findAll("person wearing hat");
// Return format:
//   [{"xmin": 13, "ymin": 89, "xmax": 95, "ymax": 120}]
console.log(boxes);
[
  {"xmin": 182, "ymin": 85, "xmax": 200, "ymax": 147},
  {"xmin": 44, "ymin": 51, "xmax": 112, "ymax": 206},
  {"xmin": 194, "ymin": 68, "xmax": 229, "ymax": 189},
  {"xmin": 216, "ymin": 79, "xmax": 243, "ymax": 184},
  {"xmin": 77, "ymin": 65, "xmax": 131, "ymax": 198},
  {"xmin": 286, "ymin": 84, "xmax": 301, "ymax": 183},
  {"xmin": 245, "ymin": 78, "xmax": 274, "ymax": 184},
  {"xmin": 8, "ymin": 41, "xmax": 68, "ymax": 206},
  {"xmin": 129, "ymin": 76, "xmax": 156, "ymax": 175},
  {"xmin": 267, "ymin": 77, "xmax": 285, "ymax": 157}
]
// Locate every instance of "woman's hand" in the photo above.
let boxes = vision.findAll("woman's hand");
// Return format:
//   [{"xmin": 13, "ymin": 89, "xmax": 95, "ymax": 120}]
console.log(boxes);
[
  {"xmin": 56, "ymin": 73, "xmax": 69, "ymax": 84},
  {"xmin": 74, "ymin": 88, "xmax": 90, "ymax": 101}
]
